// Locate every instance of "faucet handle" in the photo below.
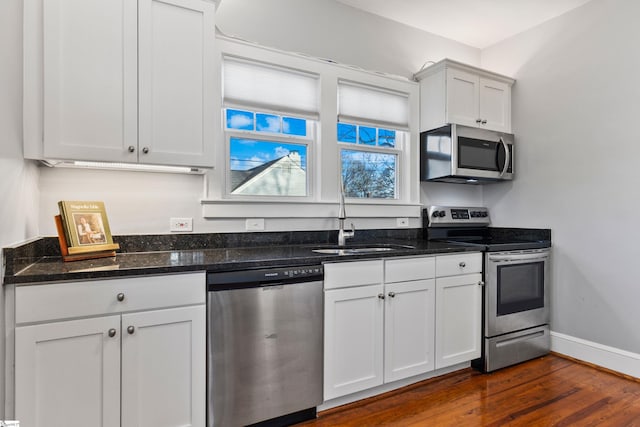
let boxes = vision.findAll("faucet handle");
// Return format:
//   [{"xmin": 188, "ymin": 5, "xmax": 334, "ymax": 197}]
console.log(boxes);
[{"xmin": 345, "ymin": 223, "xmax": 355, "ymax": 240}]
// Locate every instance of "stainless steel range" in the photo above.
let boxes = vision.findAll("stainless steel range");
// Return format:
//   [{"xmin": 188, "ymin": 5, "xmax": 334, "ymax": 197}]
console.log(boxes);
[{"xmin": 425, "ymin": 206, "xmax": 551, "ymax": 372}]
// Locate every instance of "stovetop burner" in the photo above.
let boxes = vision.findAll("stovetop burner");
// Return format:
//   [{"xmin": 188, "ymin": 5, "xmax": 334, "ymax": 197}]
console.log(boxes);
[{"xmin": 424, "ymin": 206, "xmax": 551, "ymax": 251}]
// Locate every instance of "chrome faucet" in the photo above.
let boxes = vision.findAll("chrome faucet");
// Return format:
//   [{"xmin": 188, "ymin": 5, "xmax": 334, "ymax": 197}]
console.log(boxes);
[{"xmin": 338, "ymin": 181, "xmax": 355, "ymax": 246}]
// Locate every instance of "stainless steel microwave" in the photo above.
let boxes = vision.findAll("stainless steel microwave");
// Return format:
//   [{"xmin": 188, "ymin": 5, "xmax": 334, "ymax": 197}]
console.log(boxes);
[{"xmin": 420, "ymin": 124, "xmax": 514, "ymax": 184}]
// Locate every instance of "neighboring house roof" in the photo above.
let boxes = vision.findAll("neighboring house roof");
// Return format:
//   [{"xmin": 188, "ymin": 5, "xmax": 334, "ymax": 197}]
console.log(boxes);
[{"xmin": 230, "ymin": 151, "xmax": 306, "ymax": 196}]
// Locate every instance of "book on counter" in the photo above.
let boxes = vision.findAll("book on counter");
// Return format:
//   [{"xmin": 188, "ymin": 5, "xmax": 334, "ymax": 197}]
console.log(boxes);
[{"xmin": 56, "ymin": 200, "xmax": 120, "ymax": 261}]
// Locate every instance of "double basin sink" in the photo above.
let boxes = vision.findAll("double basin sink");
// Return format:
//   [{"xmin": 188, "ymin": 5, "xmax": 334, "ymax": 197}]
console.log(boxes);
[{"xmin": 311, "ymin": 244, "xmax": 415, "ymax": 255}]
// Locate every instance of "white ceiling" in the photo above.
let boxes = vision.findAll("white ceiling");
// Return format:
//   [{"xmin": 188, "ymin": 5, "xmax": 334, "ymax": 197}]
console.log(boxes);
[{"xmin": 336, "ymin": 0, "xmax": 593, "ymax": 49}]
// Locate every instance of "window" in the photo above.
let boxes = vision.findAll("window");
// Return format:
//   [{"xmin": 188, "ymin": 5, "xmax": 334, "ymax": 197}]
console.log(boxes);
[
  {"xmin": 338, "ymin": 123, "xmax": 401, "ymax": 199},
  {"xmin": 223, "ymin": 57, "xmax": 319, "ymax": 197},
  {"xmin": 338, "ymin": 81, "xmax": 409, "ymax": 200},
  {"xmin": 226, "ymin": 109, "xmax": 312, "ymax": 196}
]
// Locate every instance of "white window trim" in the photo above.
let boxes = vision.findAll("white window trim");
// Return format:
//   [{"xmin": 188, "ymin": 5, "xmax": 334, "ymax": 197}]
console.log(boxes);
[{"xmin": 203, "ymin": 36, "xmax": 421, "ymax": 219}]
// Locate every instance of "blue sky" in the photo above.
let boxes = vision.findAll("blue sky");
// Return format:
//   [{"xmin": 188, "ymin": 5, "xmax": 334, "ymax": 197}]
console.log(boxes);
[
  {"xmin": 230, "ymin": 137, "xmax": 307, "ymax": 171},
  {"xmin": 227, "ymin": 109, "xmax": 308, "ymax": 171}
]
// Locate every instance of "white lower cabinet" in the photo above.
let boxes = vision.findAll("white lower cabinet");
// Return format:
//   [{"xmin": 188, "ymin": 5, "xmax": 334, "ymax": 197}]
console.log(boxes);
[
  {"xmin": 13, "ymin": 273, "xmax": 205, "ymax": 427},
  {"xmin": 383, "ymin": 279, "xmax": 435, "ymax": 382},
  {"xmin": 435, "ymin": 273, "xmax": 482, "ymax": 369},
  {"xmin": 15, "ymin": 316, "xmax": 122, "ymax": 427},
  {"xmin": 324, "ymin": 283, "xmax": 385, "ymax": 400},
  {"xmin": 324, "ymin": 258, "xmax": 437, "ymax": 401},
  {"xmin": 324, "ymin": 253, "xmax": 482, "ymax": 401}
]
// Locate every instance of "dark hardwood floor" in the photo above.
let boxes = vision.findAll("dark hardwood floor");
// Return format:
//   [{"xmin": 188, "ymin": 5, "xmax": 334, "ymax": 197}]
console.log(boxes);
[{"xmin": 301, "ymin": 354, "xmax": 640, "ymax": 426}]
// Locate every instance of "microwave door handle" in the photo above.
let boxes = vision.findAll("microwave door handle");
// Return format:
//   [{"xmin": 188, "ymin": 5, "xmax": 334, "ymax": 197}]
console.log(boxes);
[{"xmin": 499, "ymin": 136, "xmax": 510, "ymax": 177}]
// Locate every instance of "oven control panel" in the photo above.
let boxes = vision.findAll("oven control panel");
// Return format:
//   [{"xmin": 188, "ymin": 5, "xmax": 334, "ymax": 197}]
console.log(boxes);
[{"xmin": 426, "ymin": 206, "xmax": 490, "ymax": 227}]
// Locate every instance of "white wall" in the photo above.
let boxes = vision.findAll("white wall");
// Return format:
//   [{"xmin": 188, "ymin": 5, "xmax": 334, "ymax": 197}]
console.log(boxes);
[
  {"xmin": 29, "ymin": 0, "xmax": 482, "ymax": 236},
  {"xmin": 215, "ymin": 0, "xmax": 479, "ymax": 79},
  {"xmin": 481, "ymin": 0, "xmax": 640, "ymax": 354},
  {"xmin": 0, "ymin": 0, "xmax": 40, "ymax": 418}
]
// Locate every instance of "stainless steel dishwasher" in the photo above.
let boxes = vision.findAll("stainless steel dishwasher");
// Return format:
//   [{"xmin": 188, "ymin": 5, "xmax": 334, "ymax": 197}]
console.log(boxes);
[{"xmin": 207, "ymin": 265, "xmax": 324, "ymax": 427}]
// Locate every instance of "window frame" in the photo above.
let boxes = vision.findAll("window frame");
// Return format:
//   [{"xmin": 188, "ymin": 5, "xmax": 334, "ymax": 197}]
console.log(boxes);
[
  {"xmin": 203, "ymin": 36, "xmax": 421, "ymax": 220},
  {"xmin": 223, "ymin": 107, "xmax": 316, "ymax": 201},
  {"xmin": 338, "ymin": 122, "xmax": 406, "ymax": 200}
]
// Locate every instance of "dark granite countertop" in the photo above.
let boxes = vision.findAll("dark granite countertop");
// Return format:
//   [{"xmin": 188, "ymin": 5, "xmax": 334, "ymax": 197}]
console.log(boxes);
[
  {"xmin": 4, "ymin": 240, "xmax": 478, "ymax": 285},
  {"xmin": 3, "ymin": 227, "xmax": 550, "ymax": 286}
]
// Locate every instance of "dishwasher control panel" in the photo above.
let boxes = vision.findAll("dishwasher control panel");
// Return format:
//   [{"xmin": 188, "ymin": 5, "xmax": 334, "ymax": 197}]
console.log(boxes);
[{"xmin": 207, "ymin": 265, "xmax": 324, "ymax": 290}]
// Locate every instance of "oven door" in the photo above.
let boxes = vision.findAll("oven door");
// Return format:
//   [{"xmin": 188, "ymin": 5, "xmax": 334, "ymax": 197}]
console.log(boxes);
[{"xmin": 485, "ymin": 248, "xmax": 550, "ymax": 337}]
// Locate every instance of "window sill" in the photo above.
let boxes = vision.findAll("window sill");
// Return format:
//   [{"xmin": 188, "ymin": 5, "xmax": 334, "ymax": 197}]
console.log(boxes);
[{"xmin": 201, "ymin": 199, "xmax": 422, "ymax": 219}]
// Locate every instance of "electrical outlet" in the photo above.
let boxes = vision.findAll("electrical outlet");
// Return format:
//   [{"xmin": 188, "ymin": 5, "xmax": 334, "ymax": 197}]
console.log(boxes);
[
  {"xmin": 397, "ymin": 217, "xmax": 409, "ymax": 227},
  {"xmin": 246, "ymin": 218, "xmax": 265, "ymax": 231},
  {"xmin": 170, "ymin": 217, "xmax": 193, "ymax": 232}
]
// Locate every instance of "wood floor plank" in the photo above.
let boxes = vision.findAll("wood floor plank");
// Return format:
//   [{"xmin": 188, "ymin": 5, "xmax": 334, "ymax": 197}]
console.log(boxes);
[{"xmin": 302, "ymin": 355, "xmax": 640, "ymax": 426}]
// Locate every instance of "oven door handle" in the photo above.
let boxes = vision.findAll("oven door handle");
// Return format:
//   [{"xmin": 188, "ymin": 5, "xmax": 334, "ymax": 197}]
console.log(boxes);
[{"xmin": 489, "ymin": 254, "xmax": 549, "ymax": 263}]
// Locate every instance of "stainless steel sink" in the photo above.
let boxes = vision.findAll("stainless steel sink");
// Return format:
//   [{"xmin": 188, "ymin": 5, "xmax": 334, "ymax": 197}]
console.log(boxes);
[{"xmin": 311, "ymin": 244, "xmax": 414, "ymax": 255}]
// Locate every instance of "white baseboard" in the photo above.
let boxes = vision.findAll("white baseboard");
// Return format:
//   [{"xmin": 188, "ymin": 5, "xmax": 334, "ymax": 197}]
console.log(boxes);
[{"xmin": 551, "ymin": 331, "xmax": 640, "ymax": 379}]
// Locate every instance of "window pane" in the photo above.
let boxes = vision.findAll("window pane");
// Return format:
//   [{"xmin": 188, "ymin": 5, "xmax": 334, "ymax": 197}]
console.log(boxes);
[
  {"xmin": 341, "ymin": 149, "xmax": 396, "ymax": 199},
  {"xmin": 256, "ymin": 113, "xmax": 281, "ymax": 133},
  {"xmin": 229, "ymin": 137, "xmax": 307, "ymax": 196},
  {"xmin": 283, "ymin": 117, "xmax": 307, "ymax": 136},
  {"xmin": 359, "ymin": 126, "xmax": 376, "ymax": 145},
  {"xmin": 337, "ymin": 123, "xmax": 357, "ymax": 143},
  {"xmin": 226, "ymin": 109, "xmax": 254, "ymax": 130},
  {"xmin": 378, "ymin": 128, "xmax": 396, "ymax": 147}
]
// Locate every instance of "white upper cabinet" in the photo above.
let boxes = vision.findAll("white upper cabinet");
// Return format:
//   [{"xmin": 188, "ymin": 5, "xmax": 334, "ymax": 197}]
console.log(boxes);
[
  {"xmin": 138, "ymin": 0, "xmax": 216, "ymax": 167},
  {"xmin": 416, "ymin": 59, "xmax": 514, "ymax": 133},
  {"xmin": 23, "ymin": 0, "xmax": 216, "ymax": 168}
]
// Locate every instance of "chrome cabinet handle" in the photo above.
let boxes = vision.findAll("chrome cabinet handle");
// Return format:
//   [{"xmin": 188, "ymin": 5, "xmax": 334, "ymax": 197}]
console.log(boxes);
[
  {"xmin": 128, "ymin": 145, "xmax": 135, "ymax": 153},
  {"xmin": 142, "ymin": 147, "xmax": 149, "ymax": 154},
  {"xmin": 499, "ymin": 136, "xmax": 511, "ymax": 177},
  {"xmin": 459, "ymin": 261, "xmax": 466, "ymax": 268},
  {"xmin": 478, "ymin": 281, "xmax": 485, "ymax": 286},
  {"xmin": 117, "ymin": 293, "xmax": 125, "ymax": 302},
  {"xmin": 475, "ymin": 118, "xmax": 482, "ymax": 123},
  {"xmin": 127, "ymin": 326, "xmax": 135, "ymax": 335},
  {"xmin": 108, "ymin": 328, "xmax": 117, "ymax": 338},
  {"xmin": 388, "ymin": 292, "xmax": 396, "ymax": 298},
  {"xmin": 378, "ymin": 293, "xmax": 385, "ymax": 300},
  {"xmin": 481, "ymin": 119, "xmax": 487, "ymax": 124}
]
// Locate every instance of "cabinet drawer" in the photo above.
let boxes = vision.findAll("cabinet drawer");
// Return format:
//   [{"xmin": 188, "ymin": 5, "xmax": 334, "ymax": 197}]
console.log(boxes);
[
  {"xmin": 384, "ymin": 257, "xmax": 435, "ymax": 283},
  {"xmin": 15, "ymin": 272, "xmax": 205, "ymax": 324},
  {"xmin": 436, "ymin": 253, "xmax": 482, "ymax": 277},
  {"xmin": 324, "ymin": 260, "xmax": 383, "ymax": 290}
]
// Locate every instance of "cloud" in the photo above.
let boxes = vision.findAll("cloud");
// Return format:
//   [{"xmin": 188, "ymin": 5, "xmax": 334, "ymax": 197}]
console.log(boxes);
[
  {"xmin": 274, "ymin": 146, "xmax": 290, "ymax": 158},
  {"xmin": 228, "ymin": 114, "xmax": 253, "ymax": 129},
  {"xmin": 257, "ymin": 116, "xmax": 281, "ymax": 133}
]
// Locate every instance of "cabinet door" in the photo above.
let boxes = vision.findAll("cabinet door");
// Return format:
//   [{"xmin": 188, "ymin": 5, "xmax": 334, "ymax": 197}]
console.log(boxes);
[
  {"xmin": 435, "ymin": 273, "xmax": 482, "ymax": 369},
  {"xmin": 446, "ymin": 68, "xmax": 480, "ymax": 128},
  {"xmin": 121, "ymin": 305, "xmax": 206, "ymax": 427},
  {"xmin": 15, "ymin": 316, "xmax": 121, "ymax": 427},
  {"xmin": 479, "ymin": 77, "xmax": 511, "ymax": 133},
  {"xmin": 324, "ymin": 285, "xmax": 384, "ymax": 400},
  {"xmin": 384, "ymin": 279, "xmax": 435, "ymax": 382},
  {"xmin": 138, "ymin": 0, "xmax": 216, "ymax": 167},
  {"xmin": 40, "ymin": 0, "xmax": 138, "ymax": 162}
]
